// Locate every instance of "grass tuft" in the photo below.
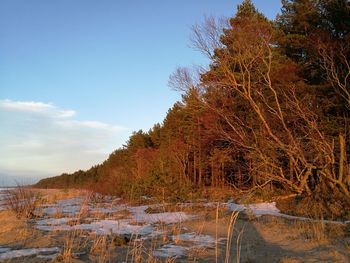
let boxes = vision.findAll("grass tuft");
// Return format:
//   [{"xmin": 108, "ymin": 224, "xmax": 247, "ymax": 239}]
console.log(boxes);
[{"xmin": 5, "ymin": 184, "xmax": 42, "ymax": 219}]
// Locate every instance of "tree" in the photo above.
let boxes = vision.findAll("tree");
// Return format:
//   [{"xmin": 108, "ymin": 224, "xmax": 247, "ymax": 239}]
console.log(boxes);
[{"xmin": 187, "ymin": 0, "xmax": 350, "ymax": 199}]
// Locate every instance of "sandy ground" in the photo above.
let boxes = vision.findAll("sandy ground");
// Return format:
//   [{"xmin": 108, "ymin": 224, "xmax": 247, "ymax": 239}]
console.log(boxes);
[
  {"xmin": 184, "ymin": 214, "xmax": 350, "ymax": 263},
  {"xmin": 0, "ymin": 188, "xmax": 349, "ymax": 263}
]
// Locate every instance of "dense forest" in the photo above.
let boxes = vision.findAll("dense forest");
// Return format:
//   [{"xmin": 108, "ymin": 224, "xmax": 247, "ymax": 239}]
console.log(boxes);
[{"xmin": 37, "ymin": 0, "xmax": 350, "ymax": 213}]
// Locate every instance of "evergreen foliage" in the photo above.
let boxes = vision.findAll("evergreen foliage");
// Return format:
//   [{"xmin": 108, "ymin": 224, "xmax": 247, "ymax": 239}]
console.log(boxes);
[{"xmin": 36, "ymin": 1, "xmax": 350, "ymax": 215}]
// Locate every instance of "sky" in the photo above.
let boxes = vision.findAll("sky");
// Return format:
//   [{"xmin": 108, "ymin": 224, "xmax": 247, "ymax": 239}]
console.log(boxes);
[{"xmin": 0, "ymin": 0, "xmax": 282, "ymax": 185}]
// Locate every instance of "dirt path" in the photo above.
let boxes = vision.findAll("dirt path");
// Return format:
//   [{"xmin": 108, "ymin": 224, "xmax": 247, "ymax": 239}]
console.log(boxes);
[{"xmin": 185, "ymin": 213, "xmax": 350, "ymax": 263}]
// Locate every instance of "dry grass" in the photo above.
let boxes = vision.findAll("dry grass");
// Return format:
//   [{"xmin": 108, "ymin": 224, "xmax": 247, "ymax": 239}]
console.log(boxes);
[
  {"xmin": 90, "ymin": 235, "xmax": 111, "ymax": 263},
  {"xmin": 310, "ymin": 220, "xmax": 326, "ymax": 243},
  {"xmin": 36, "ymin": 188, "xmax": 87, "ymax": 205},
  {"xmin": 0, "ymin": 210, "xmax": 29, "ymax": 244},
  {"xmin": 44, "ymin": 194, "xmax": 89, "ymax": 262},
  {"xmin": 294, "ymin": 218, "xmax": 348, "ymax": 246},
  {"xmin": 5, "ymin": 184, "xmax": 42, "ymax": 219},
  {"xmin": 125, "ymin": 235, "xmax": 147, "ymax": 263},
  {"xmin": 224, "ymin": 211, "xmax": 241, "ymax": 263},
  {"xmin": 7, "ymin": 188, "xmax": 349, "ymax": 262},
  {"xmin": 57, "ymin": 228, "xmax": 89, "ymax": 262}
]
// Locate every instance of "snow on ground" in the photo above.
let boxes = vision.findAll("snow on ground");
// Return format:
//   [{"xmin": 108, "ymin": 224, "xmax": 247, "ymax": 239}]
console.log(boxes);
[
  {"xmin": 36, "ymin": 253, "xmax": 60, "ymax": 260},
  {"xmin": 31, "ymin": 195, "xmax": 350, "ymax": 261},
  {"xmin": 0, "ymin": 247, "xmax": 60, "ymax": 260},
  {"xmin": 133, "ymin": 210, "xmax": 195, "ymax": 224},
  {"xmin": 228, "ymin": 201, "xmax": 350, "ymax": 225},
  {"xmin": 36, "ymin": 196, "xmax": 349, "ymax": 240},
  {"xmin": 3, "ymin": 193, "xmax": 348, "ymax": 260},
  {"xmin": 153, "ymin": 232, "xmax": 224, "ymax": 258},
  {"xmin": 88, "ymin": 220, "xmax": 154, "ymax": 235},
  {"xmin": 246, "ymin": 202, "xmax": 281, "ymax": 216},
  {"xmin": 172, "ymin": 232, "xmax": 216, "ymax": 245},
  {"xmin": 36, "ymin": 199, "xmax": 196, "ymax": 237},
  {"xmin": 57, "ymin": 197, "xmax": 82, "ymax": 207},
  {"xmin": 227, "ymin": 202, "xmax": 245, "ymax": 212},
  {"xmin": 153, "ymin": 244, "xmax": 188, "ymax": 258},
  {"xmin": 36, "ymin": 224, "xmax": 72, "ymax": 232},
  {"xmin": 0, "ymin": 247, "xmax": 11, "ymax": 253},
  {"xmin": 40, "ymin": 197, "xmax": 129, "ymax": 216},
  {"xmin": 40, "ymin": 198, "xmax": 83, "ymax": 215},
  {"xmin": 38, "ymin": 219, "xmax": 155, "ymax": 236}
]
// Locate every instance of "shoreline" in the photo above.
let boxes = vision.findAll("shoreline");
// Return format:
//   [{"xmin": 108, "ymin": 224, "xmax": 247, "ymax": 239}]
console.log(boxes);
[{"xmin": 0, "ymin": 188, "xmax": 349, "ymax": 262}]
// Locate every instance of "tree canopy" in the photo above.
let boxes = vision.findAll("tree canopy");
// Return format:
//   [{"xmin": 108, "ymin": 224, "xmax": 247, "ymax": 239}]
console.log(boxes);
[{"xmin": 37, "ymin": 0, "xmax": 350, "ymax": 217}]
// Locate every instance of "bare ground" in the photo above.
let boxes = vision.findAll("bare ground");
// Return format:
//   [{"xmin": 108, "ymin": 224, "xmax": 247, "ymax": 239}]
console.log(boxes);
[{"xmin": 184, "ymin": 213, "xmax": 350, "ymax": 263}]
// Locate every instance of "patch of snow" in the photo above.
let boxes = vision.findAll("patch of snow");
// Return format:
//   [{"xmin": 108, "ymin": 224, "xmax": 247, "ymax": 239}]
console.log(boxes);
[
  {"xmin": 62, "ymin": 205, "xmax": 82, "ymax": 214},
  {"xmin": 134, "ymin": 211, "xmax": 195, "ymax": 224},
  {"xmin": 227, "ymin": 201, "xmax": 350, "ymax": 225},
  {"xmin": 37, "ymin": 253, "xmax": 60, "ymax": 259},
  {"xmin": 154, "ymin": 232, "xmax": 227, "ymax": 258},
  {"xmin": 41, "ymin": 206, "xmax": 60, "ymax": 215},
  {"xmin": 128, "ymin": 205, "xmax": 149, "ymax": 215},
  {"xmin": 172, "ymin": 232, "xmax": 216, "ymax": 245},
  {"xmin": 93, "ymin": 220, "xmax": 154, "ymax": 235},
  {"xmin": 36, "ymin": 206, "xmax": 195, "ymax": 237},
  {"xmin": 36, "ymin": 218, "xmax": 156, "ymax": 236},
  {"xmin": 40, "ymin": 201, "xmax": 125, "ymax": 216},
  {"xmin": 128, "ymin": 204, "xmax": 196, "ymax": 224},
  {"xmin": 276, "ymin": 212, "xmax": 350, "ymax": 225},
  {"xmin": 0, "ymin": 247, "xmax": 60, "ymax": 260},
  {"xmin": 246, "ymin": 202, "xmax": 281, "ymax": 216},
  {"xmin": 171, "ymin": 232, "xmax": 228, "ymax": 250},
  {"xmin": 40, "ymin": 198, "xmax": 83, "ymax": 216},
  {"xmin": 0, "ymin": 247, "xmax": 11, "ymax": 253},
  {"xmin": 153, "ymin": 244, "xmax": 187, "ymax": 258},
  {"xmin": 36, "ymin": 224, "xmax": 72, "ymax": 232},
  {"xmin": 227, "ymin": 203, "xmax": 245, "ymax": 212},
  {"xmin": 35, "ymin": 201, "xmax": 196, "ymax": 238},
  {"xmin": 57, "ymin": 198, "xmax": 82, "ymax": 207}
]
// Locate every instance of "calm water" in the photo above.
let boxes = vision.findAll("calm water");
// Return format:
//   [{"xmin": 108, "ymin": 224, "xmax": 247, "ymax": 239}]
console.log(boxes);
[{"xmin": 0, "ymin": 188, "xmax": 9, "ymax": 211}]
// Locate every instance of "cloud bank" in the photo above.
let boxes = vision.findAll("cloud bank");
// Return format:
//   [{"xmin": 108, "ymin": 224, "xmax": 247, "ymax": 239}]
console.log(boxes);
[{"xmin": 0, "ymin": 99, "xmax": 130, "ymax": 184}]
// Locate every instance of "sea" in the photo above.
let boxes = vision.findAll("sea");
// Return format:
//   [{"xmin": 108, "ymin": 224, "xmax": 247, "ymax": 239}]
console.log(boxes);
[{"xmin": 0, "ymin": 188, "xmax": 9, "ymax": 211}]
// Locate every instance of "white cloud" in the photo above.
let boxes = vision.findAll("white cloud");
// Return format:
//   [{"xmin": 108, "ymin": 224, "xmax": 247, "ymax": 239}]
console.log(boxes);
[
  {"xmin": 0, "ymin": 99, "xmax": 76, "ymax": 118},
  {"xmin": 0, "ymin": 99, "xmax": 130, "ymax": 181},
  {"xmin": 56, "ymin": 120, "xmax": 124, "ymax": 131}
]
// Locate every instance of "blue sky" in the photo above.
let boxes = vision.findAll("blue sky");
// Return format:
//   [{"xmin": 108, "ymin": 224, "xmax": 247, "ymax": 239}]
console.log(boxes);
[{"xmin": 0, "ymin": 0, "xmax": 282, "ymax": 184}]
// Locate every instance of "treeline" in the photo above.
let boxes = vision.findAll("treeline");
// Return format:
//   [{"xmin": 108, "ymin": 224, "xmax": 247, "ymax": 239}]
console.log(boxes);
[{"xmin": 37, "ymin": 0, "xmax": 350, "ymax": 205}]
